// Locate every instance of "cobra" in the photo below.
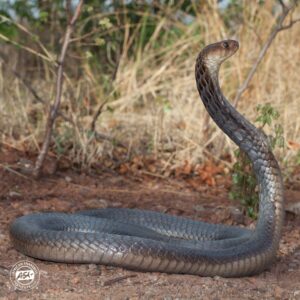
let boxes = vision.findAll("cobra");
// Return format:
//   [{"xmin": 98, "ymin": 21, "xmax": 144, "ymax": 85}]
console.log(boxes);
[{"xmin": 10, "ymin": 40, "xmax": 284, "ymax": 277}]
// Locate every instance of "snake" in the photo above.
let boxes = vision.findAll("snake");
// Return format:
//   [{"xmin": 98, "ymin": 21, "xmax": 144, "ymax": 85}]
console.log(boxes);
[{"xmin": 10, "ymin": 40, "xmax": 284, "ymax": 277}]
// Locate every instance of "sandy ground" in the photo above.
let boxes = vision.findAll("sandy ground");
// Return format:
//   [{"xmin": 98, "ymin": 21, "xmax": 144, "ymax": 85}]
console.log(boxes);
[{"xmin": 0, "ymin": 150, "xmax": 299, "ymax": 299}]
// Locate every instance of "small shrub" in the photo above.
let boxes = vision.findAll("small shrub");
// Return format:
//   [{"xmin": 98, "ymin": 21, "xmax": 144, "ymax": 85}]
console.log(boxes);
[{"xmin": 229, "ymin": 103, "xmax": 284, "ymax": 219}]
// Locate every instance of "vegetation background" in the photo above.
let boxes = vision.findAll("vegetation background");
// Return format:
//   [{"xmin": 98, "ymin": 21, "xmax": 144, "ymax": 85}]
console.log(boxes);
[
  {"xmin": 0, "ymin": 0, "xmax": 299, "ymax": 177},
  {"xmin": 1, "ymin": 2, "xmax": 300, "ymax": 298}
]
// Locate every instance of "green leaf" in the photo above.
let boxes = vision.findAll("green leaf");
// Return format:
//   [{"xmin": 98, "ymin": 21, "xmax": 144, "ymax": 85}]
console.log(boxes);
[
  {"xmin": 99, "ymin": 17, "xmax": 112, "ymax": 29},
  {"xmin": 95, "ymin": 37, "xmax": 105, "ymax": 46},
  {"xmin": 85, "ymin": 51, "xmax": 93, "ymax": 59},
  {"xmin": 232, "ymin": 173, "xmax": 241, "ymax": 185},
  {"xmin": 107, "ymin": 106, "xmax": 114, "ymax": 113},
  {"xmin": 275, "ymin": 124, "xmax": 283, "ymax": 135},
  {"xmin": 39, "ymin": 11, "xmax": 48, "ymax": 22},
  {"xmin": 0, "ymin": 12, "xmax": 17, "ymax": 39},
  {"xmin": 277, "ymin": 136, "xmax": 285, "ymax": 148},
  {"xmin": 228, "ymin": 191, "xmax": 237, "ymax": 200}
]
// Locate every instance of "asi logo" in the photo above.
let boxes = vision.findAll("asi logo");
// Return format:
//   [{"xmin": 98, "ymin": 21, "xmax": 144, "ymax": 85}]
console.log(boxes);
[{"xmin": 10, "ymin": 261, "xmax": 40, "ymax": 291}]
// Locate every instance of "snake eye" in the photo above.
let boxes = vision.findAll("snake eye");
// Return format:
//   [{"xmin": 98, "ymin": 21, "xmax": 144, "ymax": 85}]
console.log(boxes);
[{"xmin": 222, "ymin": 41, "xmax": 229, "ymax": 49}]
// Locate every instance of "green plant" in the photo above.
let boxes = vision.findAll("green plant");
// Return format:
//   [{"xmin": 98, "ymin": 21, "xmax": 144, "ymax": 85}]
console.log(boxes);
[{"xmin": 229, "ymin": 103, "xmax": 284, "ymax": 219}]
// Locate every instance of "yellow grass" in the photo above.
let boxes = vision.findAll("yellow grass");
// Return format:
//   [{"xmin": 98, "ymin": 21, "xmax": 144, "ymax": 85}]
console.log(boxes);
[{"xmin": 0, "ymin": 2, "xmax": 300, "ymax": 171}]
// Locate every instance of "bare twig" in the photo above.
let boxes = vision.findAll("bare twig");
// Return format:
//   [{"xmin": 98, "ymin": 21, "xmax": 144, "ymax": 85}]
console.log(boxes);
[
  {"xmin": 0, "ymin": 51, "xmax": 45, "ymax": 103},
  {"xmin": 279, "ymin": 17, "xmax": 300, "ymax": 30},
  {"xmin": 94, "ymin": 131, "xmax": 127, "ymax": 149},
  {"xmin": 0, "ymin": 50, "xmax": 125, "ymax": 151},
  {"xmin": 278, "ymin": 0, "xmax": 287, "ymax": 9},
  {"xmin": 90, "ymin": 99, "xmax": 110, "ymax": 132},
  {"xmin": 0, "ymin": 32, "xmax": 52, "ymax": 62},
  {"xmin": 90, "ymin": 95, "xmax": 127, "ymax": 148},
  {"xmin": 0, "ymin": 14, "xmax": 54, "ymax": 62},
  {"xmin": 213, "ymin": 1, "xmax": 300, "ymax": 156},
  {"xmin": 102, "ymin": 274, "xmax": 137, "ymax": 287},
  {"xmin": 233, "ymin": 0, "xmax": 299, "ymax": 107},
  {"xmin": 0, "ymin": 163, "xmax": 32, "ymax": 181},
  {"xmin": 33, "ymin": 0, "xmax": 83, "ymax": 178},
  {"xmin": 0, "ymin": 51, "xmax": 75, "ymax": 125}
]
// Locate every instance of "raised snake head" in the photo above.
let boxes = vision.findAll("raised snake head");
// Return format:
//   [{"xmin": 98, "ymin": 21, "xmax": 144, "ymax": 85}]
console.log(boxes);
[{"xmin": 200, "ymin": 40, "xmax": 239, "ymax": 75}]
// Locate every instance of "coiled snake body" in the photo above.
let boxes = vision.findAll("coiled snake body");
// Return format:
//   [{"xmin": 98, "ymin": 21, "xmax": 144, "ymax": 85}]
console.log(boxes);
[{"xmin": 10, "ymin": 40, "xmax": 284, "ymax": 277}]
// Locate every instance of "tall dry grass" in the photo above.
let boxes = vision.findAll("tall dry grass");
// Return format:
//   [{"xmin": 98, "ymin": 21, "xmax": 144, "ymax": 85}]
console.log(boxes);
[{"xmin": 0, "ymin": 2, "xmax": 300, "ymax": 173}]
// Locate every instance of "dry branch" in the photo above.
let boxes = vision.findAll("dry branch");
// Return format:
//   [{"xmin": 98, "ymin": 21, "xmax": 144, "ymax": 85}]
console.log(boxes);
[
  {"xmin": 233, "ymin": 0, "xmax": 300, "ymax": 107},
  {"xmin": 102, "ymin": 274, "xmax": 137, "ymax": 287},
  {"xmin": 90, "ymin": 99, "xmax": 110, "ymax": 132},
  {"xmin": 0, "ymin": 51, "xmax": 75, "ymax": 124},
  {"xmin": 0, "ymin": 50, "xmax": 126, "ymax": 153},
  {"xmin": 94, "ymin": 131, "xmax": 127, "ymax": 149},
  {"xmin": 214, "ymin": 0, "xmax": 300, "ymax": 156},
  {"xmin": 0, "ymin": 51, "xmax": 44, "ymax": 104},
  {"xmin": 33, "ymin": 0, "xmax": 84, "ymax": 177},
  {"xmin": 89, "ymin": 94, "xmax": 127, "ymax": 148}
]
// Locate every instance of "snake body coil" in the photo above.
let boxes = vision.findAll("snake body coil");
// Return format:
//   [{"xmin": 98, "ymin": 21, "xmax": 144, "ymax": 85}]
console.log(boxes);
[{"xmin": 10, "ymin": 40, "xmax": 284, "ymax": 277}]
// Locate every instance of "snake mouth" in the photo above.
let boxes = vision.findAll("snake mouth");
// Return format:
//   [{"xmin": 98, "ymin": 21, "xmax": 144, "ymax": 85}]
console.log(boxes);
[{"xmin": 223, "ymin": 40, "xmax": 239, "ymax": 51}]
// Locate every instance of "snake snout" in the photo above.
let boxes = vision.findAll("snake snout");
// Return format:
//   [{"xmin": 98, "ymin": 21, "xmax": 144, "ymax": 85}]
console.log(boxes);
[
  {"xmin": 223, "ymin": 39, "xmax": 239, "ymax": 50},
  {"xmin": 202, "ymin": 39, "xmax": 239, "ymax": 66},
  {"xmin": 217, "ymin": 39, "xmax": 239, "ymax": 60}
]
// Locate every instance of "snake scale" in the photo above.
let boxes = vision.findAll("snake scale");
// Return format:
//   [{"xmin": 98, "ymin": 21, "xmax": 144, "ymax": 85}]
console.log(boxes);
[{"xmin": 10, "ymin": 40, "xmax": 284, "ymax": 277}]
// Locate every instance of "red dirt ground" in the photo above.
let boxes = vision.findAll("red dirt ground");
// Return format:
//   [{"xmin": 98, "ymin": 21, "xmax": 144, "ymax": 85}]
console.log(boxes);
[{"xmin": 0, "ymin": 149, "xmax": 299, "ymax": 299}]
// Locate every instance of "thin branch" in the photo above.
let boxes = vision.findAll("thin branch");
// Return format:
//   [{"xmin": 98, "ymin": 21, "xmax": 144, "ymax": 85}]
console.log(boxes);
[
  {"xmin": 94, "ymin": 131, "xmax": 127, "ymax": 149},
  {"xmin": 0, "ymin": 32, "xmax": 52, "ymax": 62},
  {"xmin": 0, "ymin": 163, "xmax": 32, "ymax": 181},
  {"xmin": 0, "ymin": 51, "xmax": 44, "ymax": 103},
  {"xmin": 90, "ymin": 99, "xmax": 110, "ymax": 132},
  {"xmin": 102, "ymin": 274, "xmax": 137, "ymax": 287},
  {"xmin": 0, "ymin": 14, "xmax": 54, "ymax": 62},
  {"xmin": 89, "ymin": 91, "xmax": 128, "ymax": 148},
  {"xmin": 0, "ymin": 51, "xmax": 125, "ymax": 154},
  {"xmin": 213, "ymin": 1, "xmax": 299, "ymax": 156},
  {"xmin": 33, "ymin": 0, "xmax": 84, "ymax": 178},
  {"xmin": 279, "ymin": 17, "xmax": 300, "ymax": 30},
  {"xmin": 233, "ymin": 0, "xmax": 299, "ymax": 107},
  {"xmin": 278, "ymin": 0, "xmax": 287, "ymax": 10},
  {"xmin": 0, "ymin": 51, "xmax": 75, "ymax": 125}
]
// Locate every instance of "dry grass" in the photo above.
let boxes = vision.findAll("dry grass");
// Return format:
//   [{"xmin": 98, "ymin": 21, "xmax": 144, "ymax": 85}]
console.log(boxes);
[{"xmin": 0, "ymin": 2, "xmax": 300, "ymax": 172}]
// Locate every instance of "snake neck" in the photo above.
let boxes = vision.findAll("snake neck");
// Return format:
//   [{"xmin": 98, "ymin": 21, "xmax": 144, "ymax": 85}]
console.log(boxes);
[{"xmin": 195, "ymin": 53, "xmax": 284, "ymax": 248}]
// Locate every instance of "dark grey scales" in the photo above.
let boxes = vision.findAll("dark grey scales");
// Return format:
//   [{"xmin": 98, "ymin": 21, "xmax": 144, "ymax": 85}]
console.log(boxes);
[{"xmin": 10, "ymin": 40, "xmax": 284, "ymax": 277}]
